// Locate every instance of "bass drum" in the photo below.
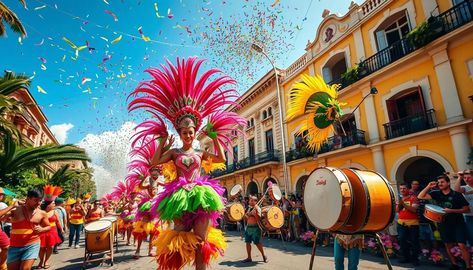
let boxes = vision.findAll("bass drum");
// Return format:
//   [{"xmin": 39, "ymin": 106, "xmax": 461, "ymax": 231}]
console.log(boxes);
[
  {"xmin": 259, "ymin": 206, "xmax": 284, "ymax": 231},
  {"xmin": 302, "ymin": 167, "xmax": 353, "ymax": 231},
  {"xmin": 225, "ymin": 203, "xmax": 245, "ymax": 222},
  {"xmin": 339, "ymin": 169, "xmax": 395, "ymax": 233},
  {"xmin": 84, "ymin": 220, "xmax": 113, "ymax": 253}
]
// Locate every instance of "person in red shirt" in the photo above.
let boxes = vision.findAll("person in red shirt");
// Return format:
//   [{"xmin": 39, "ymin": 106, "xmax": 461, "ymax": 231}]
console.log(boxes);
[{"xmin": 397, "ymin": 183, "xmax": 420, "ymax": 266}]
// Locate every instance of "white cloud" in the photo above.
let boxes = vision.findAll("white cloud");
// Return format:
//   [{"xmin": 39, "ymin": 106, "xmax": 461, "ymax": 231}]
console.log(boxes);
[
  {"xmin": 77, "ymin": 121, "xmax": 136, "ymax": 197},
  {"xmin": 50, "ymin": 123, "xmax": 74, "ymax": 144}
]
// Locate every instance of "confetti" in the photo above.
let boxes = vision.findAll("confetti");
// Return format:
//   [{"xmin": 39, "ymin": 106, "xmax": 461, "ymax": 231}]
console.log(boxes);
[
  {"xmin": 111, "ymin": 35, "xmax": 122, "ymax": 44},
  {"xmin": 35, "ymin": 39, "xmax": 44, "ymax": 46},
  {"xmin": 34, "ymin": 5, "xmax": 46, "ymax": 10},
  {"xmin": 37, "ymin": 85, "xmax": 47, "ymax": 94},
  {"xmin": 104, "ymin": 10, "xmax": 118, "ymax": 21},
  {"xmin": 82, "ymin": 77, "xmax": 92, "ymax": 84},
  {"xmin": 40, "ymin": 64, "xmax": 47, "ymax": 70},
  {"xmin": 167, "ymin": 8, "xmax": 174, "ymax": 19},
  {"xmin": 154, "ymin": 3, "xmax": 164, "ymax": 18},
  {"xmin": 138, "ymin": 27, "xmax": 151, "ymax": 42},
  {"xmin": 38, "ymin": 57, "xmax": 47, "ymax": 63}
]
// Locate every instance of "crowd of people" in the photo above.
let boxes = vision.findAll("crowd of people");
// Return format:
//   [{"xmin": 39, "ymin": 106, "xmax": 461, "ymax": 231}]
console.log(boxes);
[{"xmin": 223, "ymin": 169, "xmax": 473, "ymax": 270}]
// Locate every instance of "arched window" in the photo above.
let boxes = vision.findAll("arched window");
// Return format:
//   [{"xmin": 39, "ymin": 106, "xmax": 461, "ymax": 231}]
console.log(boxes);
[
  {"xmin": 268, "ymin": 107, "xmax": 272, "ymax": 116},
  {"xmin": 322, "ymin": 52, "xmax": 347, "ymax": 84},
  {"xmin": 374, "ymin": 10, "xmax": 410, "ymax": 51},
  {"xmin": 262, "ymin": 110, "xmax": 267, "ymax": 120}
]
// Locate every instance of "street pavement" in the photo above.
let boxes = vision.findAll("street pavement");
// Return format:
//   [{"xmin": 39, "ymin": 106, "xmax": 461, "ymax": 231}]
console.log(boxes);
[{"xmin": 50, "ymin": 231, "xmax": 446, "ymax": 270}]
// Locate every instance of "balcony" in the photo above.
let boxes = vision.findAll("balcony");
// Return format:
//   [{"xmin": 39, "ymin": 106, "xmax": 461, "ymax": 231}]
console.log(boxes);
[
  {"xmin": 319, "ymin": 129, "xmax": 367, "ymax": 154},
  {"xmin": 238, "ymin": 150, "xmax": 280, "ymax": 169},
  {"xmin": 286, "ymin": 147, "xmax": 315, "ymax": 163},
  {"xmin": 211, "ymin": 150, "xmax": 280, "ymax": 178},
  {"xmin": 383, "ymin": 109, "xmax": 437, "ymax": 140},
  {"xmin": 285, "ymin": 129, "xmax": 366, "ymax": 162},
  {"xmin": 338, "ymin": 0, "xmax": 473, "ymax": 90}
]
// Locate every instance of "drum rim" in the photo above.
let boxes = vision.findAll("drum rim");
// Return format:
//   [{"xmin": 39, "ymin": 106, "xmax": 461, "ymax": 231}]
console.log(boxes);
[
  {"xmin": 302, "ymin": 167, "xmax": 354, "ymax": 231},
  {"xmin": 85, "ymin": 220, "xmax": 113, "ymax": 233},
  {"xmin": 230, "ymin": 184, "xmax": 242, "ymax": 197},
  {"xmin": 425, "ymin": 204, "xmax": 445, "ymax": 213},
  {"xmin": 345, "ymin": 169, "xmax": 396, "ymax": 234}
]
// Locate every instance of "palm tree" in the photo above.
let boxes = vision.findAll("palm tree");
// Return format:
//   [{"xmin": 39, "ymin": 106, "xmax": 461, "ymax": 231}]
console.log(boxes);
[
  {"xmin": 0, "ymin": 0, "xmax": 27, "ymax": 37},
  {"xmin": 0, "ymin": 134, "xmax": 91, "ymax": 186},
  {"xmin": 0, "ymin": 71, "xmax": 31, "ymax": 143}
]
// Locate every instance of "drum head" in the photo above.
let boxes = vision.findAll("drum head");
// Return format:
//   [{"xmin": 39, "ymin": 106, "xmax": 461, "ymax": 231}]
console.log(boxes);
[
  {"xmin": 271, "ymin": 185, "xmax": 282, "ymax": 201},
  {"xmin": 303, "ymin": 167, "xmax": 345, "ymax": 230},
  {"xmin": 230, "ymin": 185, "xmax": 242, "ymax": 197},
  {"xmin": 425, "ymin": 204, "xmax": 445, "ymax": 213},
  {"xmin": 85, "ymin": 220, "xmax": 112, "ymax": 232},
  {"xmin": 265, "ymin": 206, "xmax": 284, "ymax": 229},
  {"xmin": 228, "ymin": 203, "xmax": 245, "ymax": 221},
  {"xmin": 101, "ymin": 216, "xmax": 117, "ymax": 222}
]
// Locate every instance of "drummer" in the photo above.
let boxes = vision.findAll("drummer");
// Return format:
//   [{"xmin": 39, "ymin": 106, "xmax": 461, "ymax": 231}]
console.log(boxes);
[
  {"xmin": 85, "ymin": 200, "xmax": 104, "ymax": 223},
  {"xmin": 242, "ymin": 195, "xmax": 267, "ymax": 263},
  {"xmin": 418, "ymin": 175, "xmax": 471, "ymax": 270}
]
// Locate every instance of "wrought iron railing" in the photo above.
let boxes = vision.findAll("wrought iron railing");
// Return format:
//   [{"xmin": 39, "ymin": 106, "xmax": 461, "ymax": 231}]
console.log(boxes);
[
  {"xmin": 337, "ymin": 0, "xmax": 473, "ymax": 90},
  {"xmin": 286, "ymin": 147, "xmax": 315, "ymax": 162},
  {"xmin": 285, "ymin": 129, "xmax": 366, "ymax": 162},
  {"xmin": 319, "ymin": 129, "xmax": 367, "ymax": 154},
  {"xmin": 383, "ymin": 109, "xmax": 437, "ymax": 140},
  {"xmin": 211, "ymin": 150, "xmax": 281, "ymax": 178}
]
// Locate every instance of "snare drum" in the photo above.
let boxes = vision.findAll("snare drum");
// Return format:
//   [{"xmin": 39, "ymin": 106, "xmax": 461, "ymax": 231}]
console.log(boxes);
[
  {"xmin": 225, "ymin": 203, "xmax": 245, "ymax": 222},
  {"xmin": 424, "ymin": 204, "xmax": 445, "ymax": 223},
  {"xmin": 84, "ymin": 220, "xmax": 113, "ymax": 253},
  {"xmin": 303, "ymin": 167, "xmax": 353, "ymax": 231},
  {"xmin": 259, "ymin": 206, "xmax": 284, "ymax": 231}
]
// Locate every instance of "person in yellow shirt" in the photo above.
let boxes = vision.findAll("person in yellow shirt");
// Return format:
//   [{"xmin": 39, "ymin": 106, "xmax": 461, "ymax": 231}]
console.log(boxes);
[{"xmin": 68, "ymin": 201, "xmax": 85, "ymax": 249}]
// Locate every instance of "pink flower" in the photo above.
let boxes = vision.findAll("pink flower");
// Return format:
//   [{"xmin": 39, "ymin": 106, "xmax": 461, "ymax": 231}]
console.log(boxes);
[
  {"xmin": 367, "ymin": 239, "xmax": 377, "ymax": 248},
  {"xmin": 421, "ymin": 249, "xmax": 430, "ymax": 256}
]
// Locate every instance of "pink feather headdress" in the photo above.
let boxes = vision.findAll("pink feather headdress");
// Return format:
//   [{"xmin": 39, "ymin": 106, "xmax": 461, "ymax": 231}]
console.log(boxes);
[{"xmin": 128, "ymin": 57, "xmax": 246, "ymax": 153}]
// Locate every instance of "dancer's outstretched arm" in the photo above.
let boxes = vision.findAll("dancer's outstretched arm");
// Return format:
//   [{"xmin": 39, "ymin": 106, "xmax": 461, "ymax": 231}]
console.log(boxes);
[{"xmin": 151, "ymin": 135, "xmax": 175, "ymax": 166}]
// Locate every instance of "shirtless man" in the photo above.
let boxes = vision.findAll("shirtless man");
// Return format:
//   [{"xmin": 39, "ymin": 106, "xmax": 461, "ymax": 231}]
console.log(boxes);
[
  {"xmin": 140, "ymin": 167, "xmax": 164, "ymax": 197},
  {"xmin": 242, "ymin": 195, "xmax": 267, "ymax": 263},
  {"xmin": 7, "ymin": 190, "xmax": 50, "ymax": 270}
]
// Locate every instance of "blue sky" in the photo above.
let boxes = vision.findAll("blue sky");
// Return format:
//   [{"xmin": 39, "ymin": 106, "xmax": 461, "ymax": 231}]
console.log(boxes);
[{"xmin": 2, "ymin": 0, "xmax": 357, "ymax": 144}]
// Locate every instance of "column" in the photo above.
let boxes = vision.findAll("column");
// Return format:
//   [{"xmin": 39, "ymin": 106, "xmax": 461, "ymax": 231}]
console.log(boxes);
[
  {"xmin": 429, "ymin": 45, "xmax": 464, "ymax": 123},
  {"xmin": 353, "ymin": 28, "xmax": 365, "ymax": 62},
  {"xmin": 449, "ymin": 126, "xmax": 471, "ymax": 171},
  {"xmin": 362, "ymin": 84, "xmax": 380, "ymax": 143},
  {"xmin": 371, "ymin": 145, "xmax": 387, "ymax": 178}
]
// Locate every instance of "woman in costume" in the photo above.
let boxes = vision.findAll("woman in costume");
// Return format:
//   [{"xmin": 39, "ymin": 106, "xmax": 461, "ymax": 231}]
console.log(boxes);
[
  {"xmin": 85, "ymin": 200, "xmax": 104, "ymax": 223},
  {"xmin": 132, "ymin": 191, "xmax": 154, "ymax": 259},
  {"xmin": 38, "ymin": 185, "xmax": 63, "ymax": 269},
  {"xmin": 128, "ymin": 57, "xmax": 245, "ymax": 270}
]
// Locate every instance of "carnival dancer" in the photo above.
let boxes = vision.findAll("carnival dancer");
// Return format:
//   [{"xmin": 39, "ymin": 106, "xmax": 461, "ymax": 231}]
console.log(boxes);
[
  {"xmin": 85, "ymin": 200, "xmax": 104, "ymax": 223},
  {"xmin": 7, "ymin": 190, "xmax": 50, "ymax": 270},
  {"xmin": 132, "ymin": 192, "xmax": 154, "ymax": 259},
  {"xmin": 242, "ymin": 195, "xmax": 267, "ymax": 263},
  {"xmin": 129, "ymin": 57, "xmax": 246, "ymax": 270},
  {"xmin": 68, "ymin": 200, "xmax": 85, "ymax": 249},
  {"xmin": 333, "ymin": 234, "xmax": 363, "ymax": 270},
  {"xmin": 37, "ymin": 186, "xmax": 63, "ymax": 269}
]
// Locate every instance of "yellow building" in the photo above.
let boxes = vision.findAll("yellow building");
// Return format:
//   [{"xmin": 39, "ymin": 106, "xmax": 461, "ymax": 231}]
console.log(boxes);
[
  {"xmin": 283, "ymin": 0, "xmax": 473, "ymax": 192},
  {"xmin": 199, "ymin": 70, "xmax": 286, "ymax": 196}
]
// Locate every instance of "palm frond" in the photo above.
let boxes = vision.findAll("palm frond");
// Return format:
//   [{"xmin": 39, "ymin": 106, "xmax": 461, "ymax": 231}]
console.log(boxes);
[{"xmin": 0, "ymin": 1, "xmax": 26, "ymax": 37}]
